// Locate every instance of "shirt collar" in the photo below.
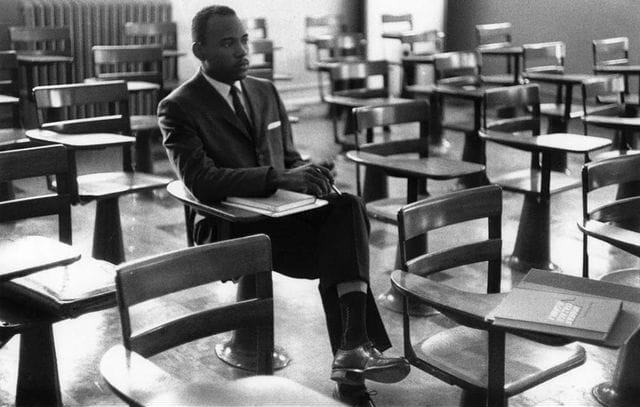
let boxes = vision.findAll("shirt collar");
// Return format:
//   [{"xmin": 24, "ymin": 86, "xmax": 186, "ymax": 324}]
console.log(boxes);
[{"xmin": 201, "ymin": 68, "xmax": 243, "ymax": 97}]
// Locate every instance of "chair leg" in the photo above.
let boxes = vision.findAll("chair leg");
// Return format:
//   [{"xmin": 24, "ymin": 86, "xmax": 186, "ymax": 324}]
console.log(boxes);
[
  {"xmin": 16, "ymin": 324, "xmax": 62, "ymax": 407},
  {"xmin": 92, "ymin": 197, "xmax": 125, "ymax": 264},
  {"xmin": 487, "ymin": 329, "xmax": 506, "ymax": 407},
  {"xmin": 583, "ymin": 235, "xmax": 589, "ymax": 278},
  {"xmin": 215, "ymin": 275, "xmax": 290, "ymax": 371},
  {"xmin": 134, "ymin": 130, "xmax": 154, "ymax": 174}
]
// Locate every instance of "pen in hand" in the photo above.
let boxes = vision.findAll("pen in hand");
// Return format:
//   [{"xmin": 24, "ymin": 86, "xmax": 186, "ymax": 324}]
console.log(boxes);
[{"xmin": 330, "ymin": 183, "xmax": 342, "ymax": 195}]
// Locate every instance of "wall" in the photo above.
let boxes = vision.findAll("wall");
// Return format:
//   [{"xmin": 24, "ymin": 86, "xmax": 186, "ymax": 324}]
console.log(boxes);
[
  {"xmin": 170, "ymin": 0, "xmax": 359, "ymax": 102},
  {"xmin": 445, "ymin": 0, "xmax": 640, "ymax": 74}
]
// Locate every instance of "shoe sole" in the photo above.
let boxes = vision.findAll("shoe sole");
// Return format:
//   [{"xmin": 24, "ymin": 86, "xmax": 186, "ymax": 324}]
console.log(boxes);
[{"xmin": 332, "ymin": 363, "xmax": 410, "ymax": 385}]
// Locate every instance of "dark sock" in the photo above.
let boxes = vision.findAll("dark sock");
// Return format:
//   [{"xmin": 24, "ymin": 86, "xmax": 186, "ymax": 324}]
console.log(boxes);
[{"xmin": 339, "ymin": 291, "xmax": 369, "ymax": 350}]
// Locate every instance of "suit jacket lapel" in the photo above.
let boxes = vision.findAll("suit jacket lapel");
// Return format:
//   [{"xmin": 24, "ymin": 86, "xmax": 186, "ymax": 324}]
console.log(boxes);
[
  {"xmin": 193, "ymin": 72, "xmax": 253, "ymax": 142},
  {"xmin": 241, "ymin": 79, "xmax": 263, "ymax": 143}
]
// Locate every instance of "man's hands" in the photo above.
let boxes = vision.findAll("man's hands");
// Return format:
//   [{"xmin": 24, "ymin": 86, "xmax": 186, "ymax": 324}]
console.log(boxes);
[{"xmin": 273, "ymin": 163, "xmax": 335, "ymax": 197}]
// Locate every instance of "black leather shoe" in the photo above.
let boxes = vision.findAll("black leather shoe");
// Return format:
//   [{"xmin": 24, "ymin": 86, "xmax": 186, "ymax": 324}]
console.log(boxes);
[
  {"xmin": 331, "ymin": 342, "xmax": 410, "ymax": 385},
  {"xmin": 333, "ymin": 383, "xmax": 377, "ymax": 407}
]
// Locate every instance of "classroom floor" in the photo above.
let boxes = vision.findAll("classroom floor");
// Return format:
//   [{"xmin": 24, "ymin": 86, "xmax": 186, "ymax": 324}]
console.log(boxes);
[{"xmin": 1, "ymin": 98, "xmax": 638, "ymax": 406}]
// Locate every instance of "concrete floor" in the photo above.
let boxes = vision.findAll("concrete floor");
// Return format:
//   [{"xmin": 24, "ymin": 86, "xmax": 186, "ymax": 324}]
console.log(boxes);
[{"xmin": 1, "ymin": 99, "xmax": 638, "ymax": 406}]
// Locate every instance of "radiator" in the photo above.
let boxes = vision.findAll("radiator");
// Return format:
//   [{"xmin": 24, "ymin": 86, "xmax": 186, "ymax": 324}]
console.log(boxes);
[{"xmin": 19, "ymin": 0, "xmax": 172, "ymax": 115}]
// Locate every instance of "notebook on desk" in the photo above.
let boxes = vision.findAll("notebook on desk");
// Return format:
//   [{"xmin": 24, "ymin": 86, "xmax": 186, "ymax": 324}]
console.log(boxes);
[
  {"xmin": 490, "ymin": 269, "xmax": 623, "ymax": 342},
  {"xmin": 223, "ymin": 189, "xmax": 328, "ymax": 217}
]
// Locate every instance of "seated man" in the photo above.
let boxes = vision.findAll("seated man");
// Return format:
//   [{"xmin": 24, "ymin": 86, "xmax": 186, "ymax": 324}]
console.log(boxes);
[{"xmin": 158, "ymin": 5, "xmax": 409, "ymax": 405}]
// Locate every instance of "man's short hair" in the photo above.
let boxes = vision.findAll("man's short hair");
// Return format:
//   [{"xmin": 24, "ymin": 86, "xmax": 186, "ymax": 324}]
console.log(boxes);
[{"xmin": 192, "ymin": 5, "xmax": 237, "ymax": 44}]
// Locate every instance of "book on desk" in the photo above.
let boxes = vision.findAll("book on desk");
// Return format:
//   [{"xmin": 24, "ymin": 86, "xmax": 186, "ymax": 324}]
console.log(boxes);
[
  {"xmin": 223, "ymin": 189, "xmax": 328, "ymax": 217},
  {"xmin": 490, "ymin": 269, "xmax": 623, "ymax": 342}
]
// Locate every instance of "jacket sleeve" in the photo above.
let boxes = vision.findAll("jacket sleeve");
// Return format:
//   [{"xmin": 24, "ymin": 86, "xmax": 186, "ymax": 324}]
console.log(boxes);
[
  {"xmin": 270, "ymin": 82, "xmax": 307, "ymax": 169},
  {"xmin": 158, "ymin": 97, "xmax": 276, "ymax": 203}
]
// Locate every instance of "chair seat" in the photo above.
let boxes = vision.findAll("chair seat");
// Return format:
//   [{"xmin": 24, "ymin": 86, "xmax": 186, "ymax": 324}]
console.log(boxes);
[
  {"xmin": 130, "ymin": 115, "xmax": 159, "ymax": 132},
  {"xmin": 491, "ymin": 168, "xmax": 580, "ymax": 196},
  {"xmin": 417, "ymin": 325, "xmax": 586, "ymax": 396},
  {"xmin": 0, "ymin": 128, "xmax": 27, "ymax": 146},
  {"xmin": 540, "ymin": 103, "xmax": 584, "ymax": 119},
  {"xmin": 600, "ymin": 268, "xmax": 640, "ymax": 287},
  {"xmin": 1, "ymin": 257, "xmax": 116, "ymax": 318},
  {"xmin": 77, "ymin": 171, "xmax": 171, "ymax": 200}
]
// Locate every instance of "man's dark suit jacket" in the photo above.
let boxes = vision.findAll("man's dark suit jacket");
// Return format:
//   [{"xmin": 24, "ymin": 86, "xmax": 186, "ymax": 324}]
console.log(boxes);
[{"xmin": 158, "ymin": 70, "xmax": 304, "ymax": 203}]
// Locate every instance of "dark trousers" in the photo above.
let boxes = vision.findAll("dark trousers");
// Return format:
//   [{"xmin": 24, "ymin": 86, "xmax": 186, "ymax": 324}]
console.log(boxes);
[{"xmin": 194, "ymin": 193, "xmax": 391, "ymax": 353}]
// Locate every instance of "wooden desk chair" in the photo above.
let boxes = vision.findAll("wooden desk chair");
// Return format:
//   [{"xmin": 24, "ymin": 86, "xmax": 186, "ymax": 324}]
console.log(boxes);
[
  {"xmin": 124, "ymin": 21, "xmax": 182, "ymax": 94},
  {"xmin": 432, "ymin": 51, "xmax": 485, "ymax": 132},
  {"xmin": 522, "ymin": 41, "xmax": 585, "ymax": 129},
  {"xmin": 91, "ymin": 44, "xmax": 164, "ymax": 173},
  {"xmin": 29, "ymin": 80, "xmax": 171, "ymax": 264},
  {"xmin": 400, "ymin": 29, "xmax": 445, "ymax": 56},
  {"xmin": 390, "ymin": 185, "xmax": 586, "ymax": 407},
  {"xmin": 475, "ymin": 22, "xmax": 519, "ymax": 85},
  {"xmin": 591, "ymin": 37, "xmax": 640, "ymax": 106},
  {"xmin": 579, "ymin": 154, "xmax": 640, "ymax": 280},
  {"xmin": 0, "ymin": 144, "xmax": 116, "ymax": 406},
  {"xmin": 100, "ymin": 234, "xmax": 340, "ymax": 406},
  {"xmin": 165, "ymin": 180, "xmax": 291, "ymax": 370},
  {"xmin": 350, "ymin": 100, "xmax": 485, "ymax": 211},
  {"xmin": 310, "ymin": 32, "xmax": 368, "ymax": 105},
  {"xmin": 324, "ymin": 60, "xmax": 395, "ymax": 145},
  {"xmin": 581, "ymin": 74, "xmax": 640, "ymax": 160},
  {"xmin": 347, "ymin": 101, "xmax": 486, "ymax": 315},
  {"xmin": 480, "ymin": 84, "xmax": 579, "ymax": 195}
]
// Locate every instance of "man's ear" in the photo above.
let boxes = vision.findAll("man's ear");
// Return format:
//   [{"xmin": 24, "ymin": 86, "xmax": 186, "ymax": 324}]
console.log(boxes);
[{"xmin": 192, "ymin": 41, "xmax": 204, "ymax": 60}]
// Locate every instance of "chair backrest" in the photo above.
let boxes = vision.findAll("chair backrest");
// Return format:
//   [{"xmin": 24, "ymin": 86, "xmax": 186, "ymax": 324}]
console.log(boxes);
[
  {"xmin": 433, "ymin": 51, "xmax": 479, "ymax": 81},
  {"xmin": 397, "ymin": 184, "xmax": 502, "ymax": 293},
  {"xmin": 475, "ymin": 22, "xmax": 512, "ymax": 50},
  {"xmin": 305, "ymin": 14, "xmax": 344, "ymax": 38},
  {"xmin": 92, "ymin": 45, "xmax": 164, "ymax": 87},
  {"xmin": 33, "ymin": 80, "xmax": 132, "ymax": 136},
  {"xmin": 242, "ymin": 18, "xmax": 268, "ymax": 39},
  {"xmin": 581, "ymin": 75, "xmax": 625, "ymax": 134},
  {"xmin": 400, "ymin": 30, "xmax": 445, "ymax": 55},
  {"xmin": 581, "ymin": 154, "xmax": 640, "ymax": 224},
  {"xmin": 124, "ymin": 22, "xmax": 177, "ymax": 49},
  {"xmin": 482, "ymin": 83, "xmax": 541, "ymax": 134},
  {"xmin": 522, "ymin": 41, "xmax": 565, "ymax": 74},
  {"xmin": 592, "ymin": 37, "xmax": 629, "ymax": 67},
  {"xmin": 9, "ymin": 26, "xmax": 72, "ymax": 57},
  {"xmin": 381, "ymin": 13, "xmax": 413, "ymax": 33},
  {"xmin": 0, "ymin": 144, "xmax": 72, "ymax": 243},
  {"xmin": 115, "ymin": 234, "xmax": 274, "ymax": 373},
  {"xmin": 328, "ymin": 60, "xmax": 389, "ymax": 93},
  {"xmin": 353, "ymin": 99, "xmax": 429, "ymax": 150}
]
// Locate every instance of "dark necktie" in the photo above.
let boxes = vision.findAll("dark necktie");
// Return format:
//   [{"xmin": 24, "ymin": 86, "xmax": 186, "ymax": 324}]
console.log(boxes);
[{"xmin": 230, "ymin": 86, "xmax": 253, "ymax": 136}]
